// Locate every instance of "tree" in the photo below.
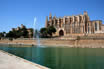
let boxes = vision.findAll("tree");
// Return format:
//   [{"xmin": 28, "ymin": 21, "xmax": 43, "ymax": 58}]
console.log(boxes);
[
  {"xmin": 29, "ymin": 28, "xmax": 34, "ymax": 37},
  {"xmin": 6, "ymin": 27, "xmax": 29, "ymax": 38},
  {"xmin": 6, "ymin": 31, "xmax": 15, "ymax": 38},
  {"xmin": 0, "ymin": 32, "xmax": 6, "ymax": 38},
  {"xmin": 20, "ymin": 27, "xmax": 29, "ymax": 38},
  {"xmin": 40, "ymin": 28, "xmax": 48, "ymax": 38},
  {"xmin": 40, "ymin": 26, "xmax": 56, "ymax": 38},
  {"xmin": 0, "ymin": 32, "xmax": 4, "ymax": 38},
  {"xmin": 47, "ymin": 26, "xmax": 56, "ymax": 37},
  {"xmin": 2, "ymin": 32, "xmax": 6, "ymax": 37}
]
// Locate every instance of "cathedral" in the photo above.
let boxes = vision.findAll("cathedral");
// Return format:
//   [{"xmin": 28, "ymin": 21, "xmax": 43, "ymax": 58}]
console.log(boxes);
[{"xmin": 45, "ymin": 11, "xmax": 102, "ymax": 36}]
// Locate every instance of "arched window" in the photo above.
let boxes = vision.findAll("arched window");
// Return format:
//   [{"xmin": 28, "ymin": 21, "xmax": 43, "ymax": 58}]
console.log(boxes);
[
  {"xmin": 88, "ymin": 27, "xmax": 89, "ymax": 33},
  {"xmin": 70, "ymin": 18, "xmax": 72, "ymax": 23},
  {"xmin": 95, "ymin": 23, "xmax": 97, "ymax": 31},
  {"xmin": 83, "ymin": 26, "xmax": 84, "ymax": 33},
  {"xmin": 88, "ymin": 23, "xmax": 89, "ymax": 26},
  {"xmin": 75, "ymin": 17, "xmax": 77, "ymax": 22},
  {"xmin": 79, "ymin": 16, "xmax": 82, "ymax": 22},
  {"xmin": 88, "ymin": 23, "xmax": 90, "ymax": 33}
]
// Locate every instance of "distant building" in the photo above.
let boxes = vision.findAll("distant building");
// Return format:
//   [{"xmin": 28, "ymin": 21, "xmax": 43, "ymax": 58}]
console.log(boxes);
[
  {"xmin": 27, "ymin": 28, "xmax": 33, "ymax": 38},
  {"xmin": 12, "ymin": 24, "xmax": 25, "ymax": 31},
  {"xmin": 21, "ymin": 24, "xmax": 26, "ymax": 28},
  {"xmin": 45, "ymin": 11, "xmax": 103, "ymax": 36},
  {"xmin": 11, "ymin": 24, "xmax": 33, "ymax": 38}
]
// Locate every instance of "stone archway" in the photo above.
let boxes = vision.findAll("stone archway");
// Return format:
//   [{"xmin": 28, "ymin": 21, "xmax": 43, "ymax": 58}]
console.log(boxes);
[{"xmin": 59, "ymin": 30, "xmax": 64, "ymax": 36}]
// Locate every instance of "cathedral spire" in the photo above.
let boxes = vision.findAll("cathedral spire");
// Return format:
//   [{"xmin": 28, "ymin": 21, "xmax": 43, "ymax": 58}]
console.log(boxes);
[
  {"xmin": 84, "ymin": 11, "xmax": 88, "ymax": 15},
  {"xmin": 49, "ymin": 13, "xmax": 52, "ymax": 17},
  {"xmin": 45, "ymin": 16, "xmax": 48, "ymax": 27},
  {"xmin": 49, "ymin": 13, "xmax": 52, "ymax": 21},
  {"xmin": 84, "ymin": 11, "xmax": 90, "ymax": 21}
]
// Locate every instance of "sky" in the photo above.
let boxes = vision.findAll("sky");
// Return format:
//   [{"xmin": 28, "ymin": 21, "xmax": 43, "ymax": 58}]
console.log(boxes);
[{"xmin": 0, "ymin": 0, "xmax": 104, "ymax": 32}]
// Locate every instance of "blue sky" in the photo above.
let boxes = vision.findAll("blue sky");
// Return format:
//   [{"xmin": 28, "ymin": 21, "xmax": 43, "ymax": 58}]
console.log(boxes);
[{"xmin": 0, "ymin": 0, "xmax": 104, "ymax": 32}]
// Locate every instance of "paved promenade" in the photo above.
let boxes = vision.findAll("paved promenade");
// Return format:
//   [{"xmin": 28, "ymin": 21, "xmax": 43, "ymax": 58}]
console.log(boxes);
[{"xmin": 0, "ymin": 50, "xmax": 49, "ymax": 69}]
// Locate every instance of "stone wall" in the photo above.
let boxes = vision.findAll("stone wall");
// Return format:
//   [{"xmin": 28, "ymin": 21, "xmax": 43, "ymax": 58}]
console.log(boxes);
[{"xmin": 0, "ymin": 38, "xmax": 104, "ymax": 48}]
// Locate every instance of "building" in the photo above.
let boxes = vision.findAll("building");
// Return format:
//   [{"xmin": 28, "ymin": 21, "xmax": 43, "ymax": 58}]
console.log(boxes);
[
  {"xmin": 45, "ymin": 11, "xmax": 102, "ymax": 36},
  {"xmin": 27, "ymin": 28, "xmax": 33, "ymax": 38},
  {"xmin": 101, "ymin": 24, "xmax": 104, "ymax": 33},
  {"xmin": 12, "ymin": 24, "xmax": 33, "ymax": 38}
]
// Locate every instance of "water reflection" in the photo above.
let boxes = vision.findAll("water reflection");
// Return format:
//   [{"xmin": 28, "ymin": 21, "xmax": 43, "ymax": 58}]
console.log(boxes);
[{"xmin": 0, "ymin": 45, "xmax": 104, "ymax": 69}]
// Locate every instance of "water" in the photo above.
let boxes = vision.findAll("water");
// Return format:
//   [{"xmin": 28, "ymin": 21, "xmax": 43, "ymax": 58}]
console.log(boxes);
[
  {"xmin": 33, "ymin": 17, "xmax": 46, "ymax": 49},
  {"xmin": 33, "ymin": 17, "xmax": 46, "ymax": 64},
  {"xmin": 33, "ymin": 17, "xmax": 41, "ymax": 46},
  {"xmin": 0, "ymin": 44, "xmax": 104, "ymax": 69}
]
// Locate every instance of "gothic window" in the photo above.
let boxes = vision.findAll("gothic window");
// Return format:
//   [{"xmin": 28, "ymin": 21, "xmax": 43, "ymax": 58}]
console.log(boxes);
[
  {"xmin": 48, "ymin": 24, "xmax": 50, "ymax": 27},
  {"xmin": 79, "ymin": 16, "xmax": 81, "ymax": 22},
  {"xmin": 70, "ymin": 18, "xmax": 71, "ymax": 23},
  {"xmin": 72, "ymin": 23, "xmax": 74, "ymax": 33},
  {"xmin": 88, "ymin": 27, "xmax": 89, "ymax": 33},
  {"xmin": 52, "ymin": 21, "xmax": 54, "ymax": 26},
  {"xmin": 55, "ymin": 22, "xmax": 57, "ymax": 28},
  {"xmin": 72, "ymin": 23, "xmax": 74, "ymax": 27},
  {"xmin": 59, "ymin": 23, "xmax": 61, "ymax": 28},
  {"xmin": 75, "ymin": 17, "xmax": 77, "ymax": 22},
  {"xmin": 95, "ymin": 23, "xmax": 97, "ymax": 31},
  {"xmin": 62, "ymin": 24, "xmax": 64, "ymax": 27},
  {"xmin": 88, "ymin": 23, "xmax": 89, "ymax": 26},
  {"xmin": 70, "ymin": 18, "xmax": 73, "ymax": 23},
  {"xmin": 99, "ymin": 22, "xmax": 101, "ymax": 30},
  {"xmin": 83, "ymin": 26, "xmax": 84, "ymax": 33},
  {"xmin": 88, "ymin": 23, "xmax": 90, "ymax": 33}
]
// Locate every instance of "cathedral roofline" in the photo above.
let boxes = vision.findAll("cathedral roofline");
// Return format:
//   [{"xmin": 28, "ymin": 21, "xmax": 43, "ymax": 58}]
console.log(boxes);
[{"xmin": 91, "ymin": 20, "xmax": 102, "ymax": 22}]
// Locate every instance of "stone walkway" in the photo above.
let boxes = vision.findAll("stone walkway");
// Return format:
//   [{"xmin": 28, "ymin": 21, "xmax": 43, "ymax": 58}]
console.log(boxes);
[{"xmin": 0, "ymin": 50, "xmax": 49, "ymax": 69}]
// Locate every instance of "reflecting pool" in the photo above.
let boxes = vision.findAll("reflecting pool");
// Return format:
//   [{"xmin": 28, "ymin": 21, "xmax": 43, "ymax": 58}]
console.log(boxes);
[{"xmin": 0, "ymin": 44, "xmax": 104, "ymax": 69}]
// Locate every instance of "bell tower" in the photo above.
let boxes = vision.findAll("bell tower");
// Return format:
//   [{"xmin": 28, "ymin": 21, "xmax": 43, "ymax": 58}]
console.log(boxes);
[
  {"xmin": 45, "ymin": 16, "xmax": 48, "ymax": 28},
  {"xmin": 84, "ymin": 11, "xmax": 90, "ymax": 21},
  {"xmin": 49, "ymin": 13, "xmax": 52, "ymax": 21}
]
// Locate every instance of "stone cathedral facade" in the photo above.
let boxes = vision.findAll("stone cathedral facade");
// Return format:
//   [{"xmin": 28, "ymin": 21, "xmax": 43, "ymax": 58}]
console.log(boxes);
[{"xmin": 45, "ymin": 11, "xmax": 102, "ymax": 36}]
